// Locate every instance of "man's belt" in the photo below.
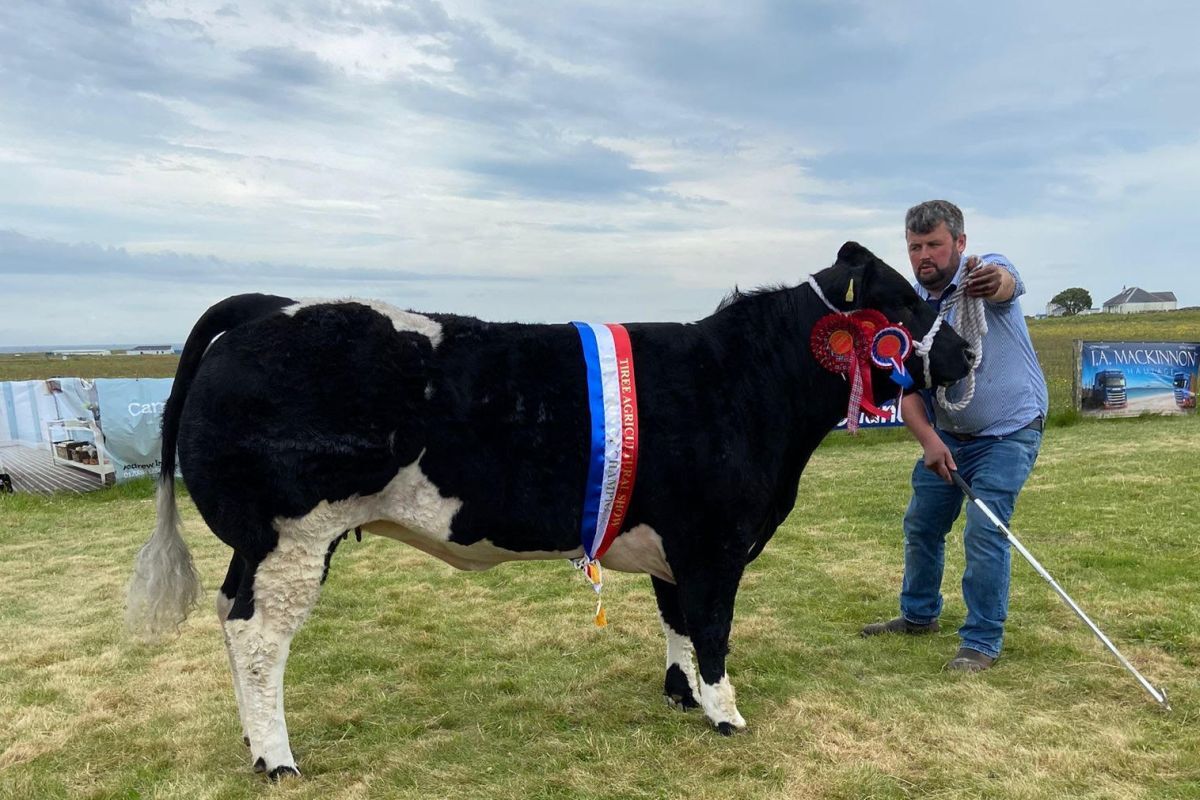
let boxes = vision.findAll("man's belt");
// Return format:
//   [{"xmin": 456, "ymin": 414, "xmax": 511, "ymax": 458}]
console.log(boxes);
[{"xmin": 941, "ymin": 416, "xmax": 1043, "ymax": 442}]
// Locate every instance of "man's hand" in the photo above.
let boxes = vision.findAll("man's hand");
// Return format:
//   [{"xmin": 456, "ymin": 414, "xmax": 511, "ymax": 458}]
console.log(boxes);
[
  {"xmin": 963, "ymin": 256, "xmax": 1014, "ymax": 301},
  {"xmin": 921, "ymin": 436, "xmax": 957, "ymax": 483}
]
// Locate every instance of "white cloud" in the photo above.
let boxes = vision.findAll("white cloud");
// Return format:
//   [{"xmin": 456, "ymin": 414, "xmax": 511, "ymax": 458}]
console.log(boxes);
[{"xmin": 2, "ymin": 0, "xmax": 1199, "ymax": 345}]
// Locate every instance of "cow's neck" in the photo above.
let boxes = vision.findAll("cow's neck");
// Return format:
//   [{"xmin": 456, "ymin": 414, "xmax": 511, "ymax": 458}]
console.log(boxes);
[{"xmin": 704, "ymin": 284, "xmax": 856, "ymax": 465}]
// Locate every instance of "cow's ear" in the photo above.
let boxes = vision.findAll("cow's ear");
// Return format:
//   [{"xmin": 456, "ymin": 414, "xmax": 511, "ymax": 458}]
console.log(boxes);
[{"xmin": 836, "ymin": 241, "xmax": 874, "ymax": 267}]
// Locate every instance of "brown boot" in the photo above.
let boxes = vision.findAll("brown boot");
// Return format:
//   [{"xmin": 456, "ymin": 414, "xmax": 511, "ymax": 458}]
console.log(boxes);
[
  {"xmin": 945, "ymin": 647, "xmax": 995, "ymax": 672},
  {"xmin": 860, "ymin": 616, "xmax": 940, "ymax": 637}
]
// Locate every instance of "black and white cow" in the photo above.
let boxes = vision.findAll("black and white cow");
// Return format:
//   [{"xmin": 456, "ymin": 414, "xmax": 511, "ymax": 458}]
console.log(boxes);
[{"xmin": 126, "ymin": 241, "xmax": 971, "ymax": 778}]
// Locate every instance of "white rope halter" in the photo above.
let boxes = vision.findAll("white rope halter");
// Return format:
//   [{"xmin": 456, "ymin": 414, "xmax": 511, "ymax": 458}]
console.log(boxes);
[
  {"xmin": 806, "ymin": 274, "xmax": 843, "ymax": 315},
  {"xmin": 809, "ymin": 269, "xmax": 986, "ymax": 412},
  {"xmin": 912, "ymin": 265, "xmax": 988, "ymax": 411}
]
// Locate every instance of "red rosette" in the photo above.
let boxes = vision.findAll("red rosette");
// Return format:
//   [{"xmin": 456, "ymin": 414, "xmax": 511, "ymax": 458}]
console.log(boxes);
[
  {"xmin": 870, "ymin": 325, "xmax": 912, "ymax": 370},
  {"xmin": 811, "ymin": 310, "xmax": 897, "ymax": 430},
  {"xmin": 811, "ymin": 313, "xmax": 862, "ymax": 374},
  {"xmin": 849, "ymin": 309, "xmax": 889, "ymax": 342}
]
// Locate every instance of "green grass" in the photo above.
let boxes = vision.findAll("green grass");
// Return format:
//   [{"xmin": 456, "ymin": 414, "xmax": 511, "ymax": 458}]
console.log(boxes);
[
  {"xmin": 0, "ymin": 354, "xmax": 180, "ymax": 382},
  {"xmin": 2, "ymin": 416, "xmax": 1198, "ymax": 799}
]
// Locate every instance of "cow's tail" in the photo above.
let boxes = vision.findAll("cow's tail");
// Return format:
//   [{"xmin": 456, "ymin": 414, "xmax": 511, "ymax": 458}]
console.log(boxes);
[{"xmin": 126, "ymin": 293, "xmax": 294, "ymax": 640}]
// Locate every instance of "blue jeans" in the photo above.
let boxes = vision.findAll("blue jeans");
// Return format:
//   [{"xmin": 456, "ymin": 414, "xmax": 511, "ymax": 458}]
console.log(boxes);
[{"xmin": 899, "ymin": 427, "xmax": 1042, "ymax": 658}]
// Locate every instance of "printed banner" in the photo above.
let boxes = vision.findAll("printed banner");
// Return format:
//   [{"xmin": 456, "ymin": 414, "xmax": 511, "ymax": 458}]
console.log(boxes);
[
  {"xmin": 94, "ymin": 378, "xmax": 175, "ymax": 482},
  {"xmin": 0, "ymin": 379, "xmax": 112, "ymax": 493},
  {"xmin": 1076, "ymin": 341, "xmax": 1199, "ymax": 418}
]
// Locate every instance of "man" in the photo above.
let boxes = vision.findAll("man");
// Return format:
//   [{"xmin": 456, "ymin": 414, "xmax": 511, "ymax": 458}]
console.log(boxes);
[{"xmin": 862, "ymin": 200, "xmax": 1048, "ymax": 672}]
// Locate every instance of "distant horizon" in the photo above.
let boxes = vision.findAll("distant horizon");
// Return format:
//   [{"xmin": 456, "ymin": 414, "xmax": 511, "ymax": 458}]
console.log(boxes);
[{"xmin": 0, "ymin": 344, "xmax": 183, "ymax": 355}]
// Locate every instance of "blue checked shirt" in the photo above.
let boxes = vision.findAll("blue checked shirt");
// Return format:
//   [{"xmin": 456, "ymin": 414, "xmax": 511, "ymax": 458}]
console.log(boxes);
[{"xmin": 915, "ymin": 253, "xmax": 1049, "ymax": 437}]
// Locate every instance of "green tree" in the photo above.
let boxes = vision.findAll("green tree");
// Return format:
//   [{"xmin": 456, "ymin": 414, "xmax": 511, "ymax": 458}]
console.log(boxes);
[{"xmin": 1050, "ymin": 287, "xmax": 1093, "ymax": 316}]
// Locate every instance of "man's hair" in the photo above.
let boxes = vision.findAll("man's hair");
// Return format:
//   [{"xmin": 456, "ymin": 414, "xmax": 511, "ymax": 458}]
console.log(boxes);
[{"xmin": 905, "ymin": 200, "xmax": 964, "ymax": 240}]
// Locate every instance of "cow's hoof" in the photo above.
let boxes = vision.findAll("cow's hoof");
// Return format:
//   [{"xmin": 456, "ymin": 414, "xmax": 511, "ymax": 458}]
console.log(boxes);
[
  {"xmin": 715, "ymin": 722, "xmax": 738, "ymax": 736},
  {"xmin": 268, "ymin": 765, "xmax": 301, "ymax": 782},
  {"xmin": 665, "ymin": 692, "xmax": 699, "ymax": 711},
  {"xmin": 253, "ymin": 757, "xmax": 266, "ymax": 774},
  {"xmin": 664, "ymin": 665, "xmax": 699, "ymax": 710}
]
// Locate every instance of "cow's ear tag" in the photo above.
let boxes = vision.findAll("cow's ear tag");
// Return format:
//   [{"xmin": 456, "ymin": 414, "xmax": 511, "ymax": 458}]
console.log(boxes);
[{"xmin": 845, "ymin": 280, "xmax": 855, "ymax": 304}]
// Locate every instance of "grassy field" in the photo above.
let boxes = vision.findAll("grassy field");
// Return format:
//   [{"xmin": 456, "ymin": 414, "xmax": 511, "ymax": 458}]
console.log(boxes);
[
  {"xmin": 0, "ymin": 354, "xmax": 180, "ymax": 382},
  {"xmin": 1, "ymin": 415, "xmax": 1197, "ymax": 799}
]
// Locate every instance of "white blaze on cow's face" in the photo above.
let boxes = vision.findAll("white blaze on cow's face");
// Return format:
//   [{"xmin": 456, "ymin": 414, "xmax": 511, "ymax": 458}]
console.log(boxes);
[{"xmin": 283, "ymin": 298, "xmax": 444, "ymax": 348}]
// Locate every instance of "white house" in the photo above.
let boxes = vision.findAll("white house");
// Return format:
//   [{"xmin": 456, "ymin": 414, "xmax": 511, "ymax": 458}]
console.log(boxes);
[
  {"xmin": 128, "ymin": 345, "xmax": 175, "ymax": 355},
  {"xmin": 1102, "ymin": 288, "xmax": 1178, "ymax": 314}
]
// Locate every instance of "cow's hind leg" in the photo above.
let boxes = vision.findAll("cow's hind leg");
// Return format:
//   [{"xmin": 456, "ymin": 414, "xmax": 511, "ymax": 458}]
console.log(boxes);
[
  {"xmin": 652, "ymin": 576, "xmax": 699, "ymax": 710},
  {"xmin": 677, "ymin": 560, "xmax": 747, "ymax": 735},
  {"xmin": 216, "ymin": 553, "xmax": 252, "ymax": 750},
  {"xmin": 224, "ymin": 524, "xmax": 342, "ymax": 780}
]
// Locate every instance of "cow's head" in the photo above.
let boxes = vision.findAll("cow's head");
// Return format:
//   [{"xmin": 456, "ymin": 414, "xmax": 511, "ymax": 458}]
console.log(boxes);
[{"xmin": 811, "ymin": 241, "xmax": 972, "ymax": 406}]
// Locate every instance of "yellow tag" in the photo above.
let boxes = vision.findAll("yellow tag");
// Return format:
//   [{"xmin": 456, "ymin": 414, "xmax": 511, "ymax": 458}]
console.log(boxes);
[
  {"xmin": 845, "ymin": 279, "xmax": 855, "ymax": 303},
  {"xmin": 594, "ymin": 604, "xmax": 608, "ymax": 628}
]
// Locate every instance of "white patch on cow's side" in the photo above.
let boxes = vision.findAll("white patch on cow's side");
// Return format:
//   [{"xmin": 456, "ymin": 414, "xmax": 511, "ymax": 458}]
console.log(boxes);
[
  {"xmin": 282, "ymin": 297, "xmax": 443, "ymax": 348},
  {"xmin": 660, "ymin": 613, "xmax": 699, "ymax": 705},
  {"xmin": 351, "ymin": 456, "xmax": 584, "ymax": 570},
  {"xmin": 601, "ymin": 524, "xmax": 674, "ymax": 583},
  {"xmin": 350, "ymin": 467, "xmax": 677, "ymax": 576},
  {"xmin": 365, "ymin": 455, "xmax": 463, "ymax": 540},
  {"xmin": 699, "ymin": 674, "xmax": 746, "ymax": 730},
  {"xmin": 365, "ymin": 521, "xmax": 581, "ymax": 570},
  {"xmin": 216, "ymin": 590, "xmax": 250, "ymax": 743}
]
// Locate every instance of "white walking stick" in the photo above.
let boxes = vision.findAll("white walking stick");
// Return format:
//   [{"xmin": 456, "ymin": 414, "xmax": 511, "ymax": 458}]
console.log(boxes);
[{"xmin": 950, "ymin": 471, "xmax": 1170, "ymax": 711}]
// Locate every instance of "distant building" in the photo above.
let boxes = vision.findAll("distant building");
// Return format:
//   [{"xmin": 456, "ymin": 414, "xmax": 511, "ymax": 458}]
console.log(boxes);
[
  {"xmin": 48, "ymin": 349, "xmax": 111, "ymax": 356},
  {"xmin": 1102, "ymin": 288, "xmax": 1177, "ymax": 314},
  {"xmin": 128, "ymin": 345, "xmax": 174, "ymax": 355}
]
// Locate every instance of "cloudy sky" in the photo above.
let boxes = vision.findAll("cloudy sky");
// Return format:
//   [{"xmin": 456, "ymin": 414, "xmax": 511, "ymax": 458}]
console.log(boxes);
[{"xmin": 2, "ymin": 0, "xmax": 1198, "ymax": 346}]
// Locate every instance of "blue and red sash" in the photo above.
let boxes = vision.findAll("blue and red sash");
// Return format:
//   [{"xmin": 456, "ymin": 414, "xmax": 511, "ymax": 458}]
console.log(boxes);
[
  {"xmin": 572, "ymin": 322, "xmax": 640, "ymax": 561},
  {"xmin": 572, "ymin": 322, "xmax": 640, "ymax": 625}
]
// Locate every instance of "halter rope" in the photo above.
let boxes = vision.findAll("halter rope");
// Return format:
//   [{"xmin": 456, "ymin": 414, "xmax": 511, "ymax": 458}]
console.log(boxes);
[{"xmin": 912, "ymin": 264, "xmax": 988, "ymax": 411}]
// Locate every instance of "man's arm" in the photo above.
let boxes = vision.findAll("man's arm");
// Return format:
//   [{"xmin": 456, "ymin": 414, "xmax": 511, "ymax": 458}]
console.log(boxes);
[
  {"xmin": 902, "ymin": 392, "xmax": 957, "ymax": 483},
  {"xmin": 963, "ymin": 256, "xmax": 1016, "ymax": 302}
]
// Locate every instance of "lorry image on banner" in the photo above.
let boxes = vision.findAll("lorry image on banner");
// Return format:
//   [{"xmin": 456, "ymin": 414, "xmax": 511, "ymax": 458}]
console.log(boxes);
[
  {"xmin": 1174, "ymin": 371, "xmax": 1196, "ymax": 409},
  {"xmin": 1076, "ymin": 341, "xmax": 1200, "ymax": 418},
  {"xmin": 1089, "ymin": 370, "xmax": 1128, "ymax": 410}
]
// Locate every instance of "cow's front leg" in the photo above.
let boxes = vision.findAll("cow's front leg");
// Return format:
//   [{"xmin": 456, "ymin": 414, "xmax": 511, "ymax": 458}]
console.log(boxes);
[
  {"xmin": 677, "ymin": 559, "xmax": 747, "ymax": 735},
  {"xmin": 651, "ymin": 576, "xmax": 699, "ymax": 710}
]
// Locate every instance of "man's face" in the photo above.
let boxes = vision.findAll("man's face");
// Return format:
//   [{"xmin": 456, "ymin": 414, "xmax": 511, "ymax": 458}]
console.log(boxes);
[{"xmin": 906, "ymin": 222, "xmax": 965, "ymax": 292}]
